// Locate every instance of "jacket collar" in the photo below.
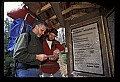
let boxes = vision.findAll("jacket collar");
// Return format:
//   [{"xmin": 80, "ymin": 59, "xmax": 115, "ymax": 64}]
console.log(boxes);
[{"xmin": 29, "ymin": 30, "xmax": 39, "ymax": 39}]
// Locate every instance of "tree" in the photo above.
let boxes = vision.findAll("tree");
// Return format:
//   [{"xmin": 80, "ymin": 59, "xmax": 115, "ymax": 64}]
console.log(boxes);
[
  {"xmin": 4, "ymin": 17, "xmax": 13, "ymax": 53},
  {"xmin": 4, "ymin": 17, "xmax": 14, "ymax": 77}
]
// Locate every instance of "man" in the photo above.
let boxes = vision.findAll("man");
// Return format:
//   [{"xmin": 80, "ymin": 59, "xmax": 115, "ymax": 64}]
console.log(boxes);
[
  {"xmin": 41, "ymin": 28, "xmax": 65, "ymax": 77},
  {"xmin": 13, "ymin": 20, "xmax": 48, "ymax": 77}
]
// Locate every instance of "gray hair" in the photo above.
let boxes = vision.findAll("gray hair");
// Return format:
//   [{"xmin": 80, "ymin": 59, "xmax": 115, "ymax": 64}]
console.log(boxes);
[{"xmin": 32, "ymin": 20, "xmax": 48, "ymax": 29}]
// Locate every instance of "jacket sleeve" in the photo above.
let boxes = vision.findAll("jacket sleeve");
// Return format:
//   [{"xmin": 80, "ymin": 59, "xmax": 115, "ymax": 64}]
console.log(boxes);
[
  {"xmin": 13, "ymin": 33, "xmax": 40, "ymax": 65},
  {"xmin": 55, "ymin": 40, "xmax": 65, "ymax": 51}
]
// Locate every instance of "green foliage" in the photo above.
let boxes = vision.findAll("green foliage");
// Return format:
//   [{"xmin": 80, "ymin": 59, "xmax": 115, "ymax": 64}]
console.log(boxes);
[
  {"xmin": 4, "ymin": 17, "xmax": 14, "ymax": 77},
  {"xmin": 4, "ymin": 54, "xmax": 15, "ymax": 77},
  {"xmin": 62, "ymin": 54, "xmax": 67, "ymax": 64},
  {"xmin": 4, "ymin": 18, "xmax": 13, "ymax": 51}
]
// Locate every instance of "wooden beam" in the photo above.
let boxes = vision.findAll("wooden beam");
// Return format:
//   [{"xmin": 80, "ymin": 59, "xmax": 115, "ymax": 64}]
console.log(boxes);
[
  {"xmin": 50, "ymin": 2, "xmax": 64, "ymax": 27},
  {"xmin": 46, "ymin": 3, "xmax": 100, "ymax": 21},
  {"xmin": 49, "ymin": 15, "xmax": 57, "ymax": 20},
  {"xmin": 55, "ymin": 22, "xmax": 60, "ymax": 27},
  {"xmin": 54, "ymin": 23, "xmax": 61, "ymax": 29},
  {"xmin": 36, "ymin": 3, "xmax": 52, "ymax": 15},
  {"xmin": 41, "ymin": 3, "xmax": 51, "ymax": 11},
  {"xmin": 69, "ymin": 10, "xmax": 100, "ymax": 25},
  {"xmin": 64, "ymin": 8, "xmax": 100, "ymax": 20},
  {"xmin": 65, "ymin": 12, "xmax": 87, "ymax": 20}
]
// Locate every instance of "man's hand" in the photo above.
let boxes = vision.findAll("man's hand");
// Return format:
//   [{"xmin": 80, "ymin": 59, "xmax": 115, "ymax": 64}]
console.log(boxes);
[
  {"xmin": 49, "ymin": 49, "xmax": 60, "ymax": 61},
  {"xmin": 49, "ymin": 55, "xmax": 59, "ymax": 61},
  {"xmin": 36, "ymin": 54, "xmax": 48, "ymax": 61},
  {"xmin": 53, "ymin": 49, "xmax": 60, "ymax": 55}
]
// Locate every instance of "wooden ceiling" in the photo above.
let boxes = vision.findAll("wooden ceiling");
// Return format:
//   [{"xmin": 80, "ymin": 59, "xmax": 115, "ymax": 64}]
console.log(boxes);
[{"xmin": 23, "ymin": 2, "xmax": 101, "ymax": 29}]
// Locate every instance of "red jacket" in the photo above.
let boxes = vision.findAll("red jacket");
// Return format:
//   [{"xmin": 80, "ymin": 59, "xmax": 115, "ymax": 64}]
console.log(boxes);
[{"xmin": 41, "ymin": 39, "xmax": 65, "ymax": 74}]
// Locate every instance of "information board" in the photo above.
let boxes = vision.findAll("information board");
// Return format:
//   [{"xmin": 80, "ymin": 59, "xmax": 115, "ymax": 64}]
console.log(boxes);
[{"xmin": 71, "ymin": 22, "xmax": 103, "ymax": 74}]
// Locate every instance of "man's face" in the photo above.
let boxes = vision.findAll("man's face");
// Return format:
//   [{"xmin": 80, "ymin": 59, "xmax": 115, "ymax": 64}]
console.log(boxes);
[
  {"xmin": 37, "ymin": 24, "xmax": 46, "ymax": 37},
  {"xmin": 48, "ymin": 32, "xmax": 57, "ymax": 41}
]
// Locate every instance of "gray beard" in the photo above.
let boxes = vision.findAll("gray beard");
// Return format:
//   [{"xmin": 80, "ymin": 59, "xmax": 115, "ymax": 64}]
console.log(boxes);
[{"xmin": 37, "ymin": 34, "xmax": 41, "ymax": 37}]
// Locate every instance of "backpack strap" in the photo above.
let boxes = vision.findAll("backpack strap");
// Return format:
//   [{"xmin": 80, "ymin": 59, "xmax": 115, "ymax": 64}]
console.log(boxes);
[
  {"xmin": 14, "ymin": 32, "xmax": 31, "ymax": 76},
  {"xmin": 27, "ymin": 32, "xmax": 31, "ymax": 46}
]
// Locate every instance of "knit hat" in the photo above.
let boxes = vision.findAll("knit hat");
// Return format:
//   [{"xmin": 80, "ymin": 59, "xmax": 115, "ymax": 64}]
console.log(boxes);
[{"xmin": 49, "ymin": 28, "xmax": 58, "ymax": 36}]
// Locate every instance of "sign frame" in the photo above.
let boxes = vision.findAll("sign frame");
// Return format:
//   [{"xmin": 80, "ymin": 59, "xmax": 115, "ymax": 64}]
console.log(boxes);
[
  {"xmin": 71, "ymin": 22, "xmax": 103, "ymax": 75},
  {"xmin": 103, "ymin": 8, "xmax": 115, "ymax": 77},
  {"xmin": 68, "ymin": 16, "xmax": 111, "ymax": 77}
]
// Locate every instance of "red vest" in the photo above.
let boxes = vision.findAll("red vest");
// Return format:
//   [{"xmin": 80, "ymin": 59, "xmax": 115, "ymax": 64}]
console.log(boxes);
[{"xmin": 41, "ymin": 39, "xmax": 65, "ymax": 74}]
